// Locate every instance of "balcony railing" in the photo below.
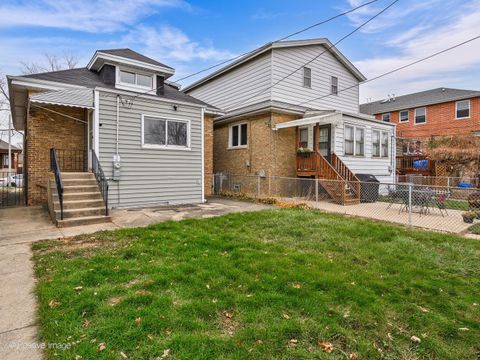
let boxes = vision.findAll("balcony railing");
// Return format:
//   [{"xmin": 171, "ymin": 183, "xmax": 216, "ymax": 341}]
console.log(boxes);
[{"xmin": 396, "ymin": 155, "xmax": 430, "ymax": 174}]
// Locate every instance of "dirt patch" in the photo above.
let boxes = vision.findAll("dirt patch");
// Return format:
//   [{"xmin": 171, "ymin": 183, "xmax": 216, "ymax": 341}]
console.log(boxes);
[{"xmin": 219, "ymin": 311, "xmax": 240, "ymax": 336}]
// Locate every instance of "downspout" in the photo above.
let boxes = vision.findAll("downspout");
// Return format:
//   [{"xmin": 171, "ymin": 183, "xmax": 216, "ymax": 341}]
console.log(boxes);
[
  {"xmin": 201, "ymin": 107, "xmax": 205, "ymax": 203},
  {"xmin": 116, "ymin": 95, "xmax": 120, "ymax": 155}
]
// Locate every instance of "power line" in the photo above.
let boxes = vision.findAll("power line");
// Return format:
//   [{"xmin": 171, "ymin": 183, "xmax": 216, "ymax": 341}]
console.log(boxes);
[
  {"xmin": 173, "ymin": 0, "xmax": 379, "ymax": 83},
  {"xmin": 128, "ymin": 0, "xmax": 379, "ymax": 103},
  {"xmin": 223, "ymin": 0, "xmax": 399, "ymax": 112},
  {"xmin": 291, "ymin": 34, "xmax": 480, "ymax": 108}
]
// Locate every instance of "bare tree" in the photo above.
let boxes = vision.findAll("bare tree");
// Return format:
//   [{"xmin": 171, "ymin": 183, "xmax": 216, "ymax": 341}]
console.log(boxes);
[{"xmin": 20, "ymin": 53, "xmax": 78, "ymax": 75}]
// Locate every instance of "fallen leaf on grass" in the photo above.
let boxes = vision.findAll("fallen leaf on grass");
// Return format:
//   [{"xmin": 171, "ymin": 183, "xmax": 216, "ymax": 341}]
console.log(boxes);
[
  {"xmin": 161, "ymin": 349, "xmax": 170, "ymax": 358},
  {"xmin": 292, "ymin": 283, "xmax": 302, "ymax": 289},
  {"xmin": 410, "ymin": 336, "xmax": 421, "ymax": 343},
  {"xmin": 134, "ymin": 317, "xmax": 142, "ymax": 325},
  {"xmin": 147, "ymin": 334, "xmax": 154, "ymax": 340},
  {"xmin": 120, "ymin": 351, "xmax": 128, "ymax": 359},
  {"xmin": 48, "ymin": 299, "xmax": 60, "ymax": 308},
  {"xmin": 282, "ymin": 314, "xmax": 290, "ymax": 320},
  {"xmin": 224, "ymin": 311, "xmax": 233, "ymax": 319},
  {"xmin": 75, "ymin": 356, "xmax": 83, "ymax": 360},
  {"xmin": 458, "ymin": 327, "xmax": 469, "ymax": 331},
  {"xmin": 97, "ymin": 342, "xmax": 106, "ymax": 352},
  {"xmin": 288, "ymin": 339, "xmax": 298, "ymax": 347},
  {"xmin": 74, "ymin": 286, "xmax": 83, "ymax": 291},
  {"xmin": 81, "ymin": 319, "xmax": 91, "ymax": 328},
  {"xmin": 418, "ymin": 306, "xmax": 429, "ymax": 313},
  {"xmin": 348, "ymin": 353, "xmax": 358, "ymax": 360},
  {"xmin": 319, "ymin": 341, "xmax": 334, "ymax": 353}
]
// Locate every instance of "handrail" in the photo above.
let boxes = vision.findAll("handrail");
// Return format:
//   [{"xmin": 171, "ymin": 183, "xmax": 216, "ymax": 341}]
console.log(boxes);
[
  {"xmin": 332, "ymin": 153, "xmax": 361, "ymax": 199},
  {"xmin": 50, "ymin": 148, "xmax": 64, "ymax": 220},
  {"xmin": 91, "ymin": 150, "xmax": 109, "ymax": 216}
]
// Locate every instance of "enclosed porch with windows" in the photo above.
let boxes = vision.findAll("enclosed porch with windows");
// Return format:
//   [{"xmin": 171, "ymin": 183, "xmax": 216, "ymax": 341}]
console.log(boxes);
[{"xmin": 274, "ymin": 111, "xmax": 396, "ymax": 204}]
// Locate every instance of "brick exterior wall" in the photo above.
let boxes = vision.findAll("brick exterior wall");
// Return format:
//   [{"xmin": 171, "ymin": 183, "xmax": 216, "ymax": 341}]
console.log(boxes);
[
  {"xmin": 26, "ymin": 104, "xmax": 87, "ymax": 205},
  {"xmin": 213, "ymin": 111, "xmax": 300, "ymax": 177},
  {"xmin": 204, "ymin": 113, "xmax": 214, "ymax": 196},
  {"xmin": 374, "ymin": 97, "xmax": 480, "ymax": 140}
]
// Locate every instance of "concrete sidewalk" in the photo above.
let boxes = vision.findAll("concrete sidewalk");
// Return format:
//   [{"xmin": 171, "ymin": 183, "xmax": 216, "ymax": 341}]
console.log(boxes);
[{"xmin": 0, "ymin": 197, "xmax": 270, "ymax": 359}]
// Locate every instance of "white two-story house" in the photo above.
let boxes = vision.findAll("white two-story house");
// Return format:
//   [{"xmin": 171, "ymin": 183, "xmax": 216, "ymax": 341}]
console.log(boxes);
[{"xmin": 184, "ymin": 39, "xmax": 395, "ymax": 204}]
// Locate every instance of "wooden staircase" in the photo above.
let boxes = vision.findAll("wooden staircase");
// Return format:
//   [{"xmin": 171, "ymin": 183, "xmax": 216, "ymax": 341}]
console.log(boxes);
[
  {"xmin": 297, "ymin": 151, "xmax": 360, "ymax": 205},
  {"xmin": 49, "ymin": 172, "xmax": 111, "ymax": 227}
]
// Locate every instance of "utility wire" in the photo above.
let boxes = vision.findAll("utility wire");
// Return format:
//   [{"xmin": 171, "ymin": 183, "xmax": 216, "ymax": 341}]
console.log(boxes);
[
  {"xmin": 291, "ymin": 34, "xmax": 480, "ymax": 109},
  {"xmin": 128, "ymin": 0, "xmax": 379, "ymax": 103},
  {"xmin": 223, "ymin": 0, "xmax": 399, "ymax": 112}
]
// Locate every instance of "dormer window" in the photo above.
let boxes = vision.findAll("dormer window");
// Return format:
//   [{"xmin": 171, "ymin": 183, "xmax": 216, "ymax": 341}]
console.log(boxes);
[{"xmin": 117, "ymin": 68, "xmax": 155, "ymax": 91}]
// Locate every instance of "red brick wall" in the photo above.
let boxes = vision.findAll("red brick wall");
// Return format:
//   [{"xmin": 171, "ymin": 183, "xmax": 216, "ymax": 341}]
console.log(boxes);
[
  {"xmin": 374, "ymin": 97, "xmax": 480, "ymax": 138},
  {"xmin": 26, "ymin": 104, "xmax": 87, "ymax": 205}
]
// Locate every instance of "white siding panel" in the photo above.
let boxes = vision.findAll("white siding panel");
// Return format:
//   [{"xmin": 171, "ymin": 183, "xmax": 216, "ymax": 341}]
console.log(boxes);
[
  {"xmin": 186, "ymin": 52, "xmax": 272, "ymax": 110},
  {"xmin": 272, "ymin": 45, "xmax": 359, "ymax": 113},
  {"xmin": 98, "ymin": 91, "xmax": 204, "ymax": 208}
]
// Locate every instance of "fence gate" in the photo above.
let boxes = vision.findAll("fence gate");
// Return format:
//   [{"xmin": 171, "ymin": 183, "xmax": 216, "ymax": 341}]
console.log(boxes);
[{"xmin": 0, "ymin": 171, "xmax": 25, "ymax": 208}]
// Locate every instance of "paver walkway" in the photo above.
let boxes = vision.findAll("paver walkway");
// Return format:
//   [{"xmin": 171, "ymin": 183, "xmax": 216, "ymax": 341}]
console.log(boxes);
[{"xmin": 0, "ymin": 197, "xmax": 270, "ymax": 359}]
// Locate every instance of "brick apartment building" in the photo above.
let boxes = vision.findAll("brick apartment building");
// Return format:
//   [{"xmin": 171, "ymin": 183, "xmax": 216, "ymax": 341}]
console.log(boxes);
[{"xmin": 360, "ymin": 88, "xmax": 480, "ymax": 155}]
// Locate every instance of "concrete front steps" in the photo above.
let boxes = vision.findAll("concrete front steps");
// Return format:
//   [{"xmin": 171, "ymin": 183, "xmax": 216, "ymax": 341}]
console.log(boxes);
[{"xmin": 51, "ymin": 172, "xmax": 111, "ymax": 227}]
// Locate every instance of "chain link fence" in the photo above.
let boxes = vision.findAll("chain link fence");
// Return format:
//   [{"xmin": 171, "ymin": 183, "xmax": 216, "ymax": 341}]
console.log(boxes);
[{"xmin": 213, "ymin": 173, "xmax": 480, "ymax": 234}]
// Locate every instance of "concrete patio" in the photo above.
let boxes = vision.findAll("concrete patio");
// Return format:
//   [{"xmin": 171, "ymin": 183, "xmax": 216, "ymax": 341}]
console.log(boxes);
[{"xmin": 0, "ymin": 197, "xmax": 270, "ymax": 360}]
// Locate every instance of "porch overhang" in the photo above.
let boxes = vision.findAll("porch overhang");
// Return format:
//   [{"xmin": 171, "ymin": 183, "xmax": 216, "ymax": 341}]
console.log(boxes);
[
  {"xmin": 273, "ymin": 111, "xmax": 343, "ymax": 130},
  {"xmin": 29, "ymin": 89, "xmax": 94, "ymax": 109}
]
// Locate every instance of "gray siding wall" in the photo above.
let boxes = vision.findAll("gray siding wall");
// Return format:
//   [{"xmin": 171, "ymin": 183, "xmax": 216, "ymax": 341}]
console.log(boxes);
[
  {"xmin": 186, "ymin": 52, "xmax": 272, "ymax": 110},
  {"xmin": 271, "ymin": 45, "xmax": 360, "ymax": 113},
  {"xmin": 98, "ymin": 91, "xmax": 204, "ymax": 208}
]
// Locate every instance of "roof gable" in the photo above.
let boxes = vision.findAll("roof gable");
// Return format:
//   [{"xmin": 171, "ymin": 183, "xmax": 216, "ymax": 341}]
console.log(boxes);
[{"xmin": 184, "ymin": 38, "xmax": 366, "ymax": 92}]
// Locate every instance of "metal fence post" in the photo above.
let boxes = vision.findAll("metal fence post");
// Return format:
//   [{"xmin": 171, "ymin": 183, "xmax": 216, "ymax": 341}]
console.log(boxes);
[
  {"xmin": 408, "ymin": 183, "xmax": 412, "ymax": 226},
  {"xmin": 447, "ymin": 177, "xmax": 451, "ymax": 194},
  {"xmin": 315, "ymin": 179, "xmax": 319, "ymax": 204}
]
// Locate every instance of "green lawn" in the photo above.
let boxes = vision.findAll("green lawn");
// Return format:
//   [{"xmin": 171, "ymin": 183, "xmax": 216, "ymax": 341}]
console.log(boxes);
[{"xmin": 33, "ymin": 209, "xmax": 480, "ymax": 359}]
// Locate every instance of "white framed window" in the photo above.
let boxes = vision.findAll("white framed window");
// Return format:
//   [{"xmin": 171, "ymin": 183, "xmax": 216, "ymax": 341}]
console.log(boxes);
[
  {"xmin": 303, "ymin": 67, "xmax": 312, "ymax": 88},
  {"xmin": 372, "ymin": 130, "xmax": 380, "ymax": 157},
  {"xmin": 373, "ymin": 130, "xmax": 390, "ymax": 158},
  {"xmin": 344, "ymin": 125, "xmax": 364, "ymax": 156},
  {"xmin": 344, "ymin": 125, "xmax": 354, "ymax": 155},
  {"xmin": 331, "ymin": 76, "xmax": 338, "ymax": 95},
  {"xmin": 299, "ymin": 127, "xmax": 309, "ymax": 148},
  {"xmin": 381, "ymin": 131, "xmax": 389, "ymax": 158},
  {"xmin": 229, "ymin": 123, "xmax": 248, "ymax": 148},
  {"xmin": 414, "ymin": 107, "xmax": 426, "ymax": 125},
  {"xmin": 141, "ymin": 115, "xmax": 190, "ymax": 149},
  {"xmin": 399, "ymin": 110, "xmax": 409, "ymax": 123},
  {"xmin": 456, "ymin": 99, "xmax": 470, "ymax": 119},
  {"xmin": 117, "ymin": 67, "xmax": 155, "ymax": 91},
  {"xmin": 381, "ymin": 113, "xmax": 391, "ymax": 122}
]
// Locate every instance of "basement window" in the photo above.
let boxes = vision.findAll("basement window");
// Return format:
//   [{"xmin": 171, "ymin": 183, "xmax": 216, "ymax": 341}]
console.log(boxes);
[{"xmin": 229, "ymin": 123, "xmax": 248, "ymax": 148}]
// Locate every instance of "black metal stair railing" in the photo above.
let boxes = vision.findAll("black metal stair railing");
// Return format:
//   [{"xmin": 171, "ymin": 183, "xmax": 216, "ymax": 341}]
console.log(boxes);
[
  {"xmin": 50, "ymin": 148, "xmax": 64, "ymax": 220},
  {"xmin": 91, "ymin": 150, "xmax": 109, "ymax": 216}
]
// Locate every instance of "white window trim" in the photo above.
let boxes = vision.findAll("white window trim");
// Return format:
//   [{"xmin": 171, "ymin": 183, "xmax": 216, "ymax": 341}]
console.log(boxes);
[
  {"xmin": 381, "ymin": 113, "xmax": 391, "ymax": 122},
  {"xmin": 303, "ymin": 67, "xmax": 312, "ymax": 88},
  {"xmin": 414, "ymin": 107, "xmax": 427, "ymax": 125},
  {"xmin": 399, "ymin": 110, "xmax": 409, "ymax": 123},
  {"xmin": 228, "ymin": 122, "xmax": 248, "ymax": 149},
  {"xmin": 141, "ymin": 114, "xmax": 191, "ymax": 151},
  {"xmin": 344, "ymin": 124, "xmax": 365, "ymax": 157},
  {"xmin": 116, "ymin": 66, "xmax": 156, "ymax": 93},
  {"xmin": 455, "ymin": 99, "xmax": 471, "ymax": 119}
]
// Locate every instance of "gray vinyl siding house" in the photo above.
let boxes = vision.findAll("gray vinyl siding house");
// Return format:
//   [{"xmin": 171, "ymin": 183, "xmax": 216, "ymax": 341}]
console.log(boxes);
[{"xmin": 98, "ymin": 92, "xmax": 204, "ymax": 208}]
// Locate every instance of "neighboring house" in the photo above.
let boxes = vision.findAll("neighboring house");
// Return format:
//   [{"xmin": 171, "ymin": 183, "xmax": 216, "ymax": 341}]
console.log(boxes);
[
  {"xmin": 7, "ymin": 49, "xmax": 219, "ymax": 226},
  {"xmin": 360, "ymin": 88, "xmax": 480, "ymax": 153},
  {"xmin": 0, "ymin": 139, "xmax": 22, "ymax": 172},
  {"xmin": 185, "ymin": 39, "xmax": 396, "ymax": 204},
  {"xmin": 360, "ymin": 88, "xmax": 480, "ymax": 176}
]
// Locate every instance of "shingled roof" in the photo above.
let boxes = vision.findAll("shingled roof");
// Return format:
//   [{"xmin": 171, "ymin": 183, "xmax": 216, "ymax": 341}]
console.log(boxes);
[
  {"xmin": 360, "ymin": 88, "xmax": 480, "ymax": 115},
  {"xmin": 97, "ymin": 48, "xmax": 174, "ymax": 70}
]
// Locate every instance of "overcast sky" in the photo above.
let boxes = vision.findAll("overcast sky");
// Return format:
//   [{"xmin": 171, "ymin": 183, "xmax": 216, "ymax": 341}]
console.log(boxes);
[{"xmin": 1, "ymin": 0, "xmax": 480, "ymax": 142}]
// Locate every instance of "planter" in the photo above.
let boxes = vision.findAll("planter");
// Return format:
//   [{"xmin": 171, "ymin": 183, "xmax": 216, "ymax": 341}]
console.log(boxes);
[{"xmin": 463, "ymin": 216, "xmax": 474, "ymax": 224}]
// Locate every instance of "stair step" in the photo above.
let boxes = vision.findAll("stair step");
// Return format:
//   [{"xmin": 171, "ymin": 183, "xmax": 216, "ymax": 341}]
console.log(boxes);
[
  {"xmin": 61, "ymin": 172, "xmax": 94, "ymax": 179},
  {"xmin": 63, "ymin": 185, "xmax": 100, "ymax": 193},
  {"xmin": 62, "ymin": 179, "xmax": 98, "ymax": 186},
  {"xmin": 55, "ymin": 192, "xmax": 103, "ymax": 201},
  {"xmin": 54, "ymin": 199, "xmax": 105, "ymax": 210},
  {"xmin": 55, "ymin": 206, "xmax": 106, "ymax": 219},
  {"xmin": 56, "ymin": 215, "xmax": 111, "ymax": 228}
]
